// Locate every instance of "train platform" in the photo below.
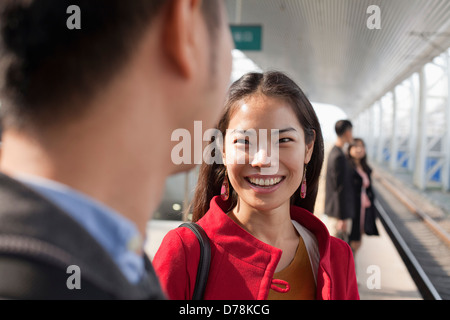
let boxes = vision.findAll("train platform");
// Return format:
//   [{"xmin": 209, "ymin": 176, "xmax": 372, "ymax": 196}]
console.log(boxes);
[
  {"xmin": 353, "ymin": 219, "xmax": 421, "ymax": 300},
  {"xmin": 146, "ymin": 220, "xmax": 181, "ymax": 261},
  {"xmin": 372, "ymin": 163, "xmax": 450, "ymax": 234},
  {"xmin": 315, "ymin": 170, "xmax": 424, "ymax": 299},
  {"xmin": 371, "ymin": 168, "xmax": 450, "ymax": 299}
]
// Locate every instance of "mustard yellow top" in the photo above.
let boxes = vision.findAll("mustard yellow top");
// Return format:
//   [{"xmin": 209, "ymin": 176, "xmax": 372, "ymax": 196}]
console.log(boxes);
[{"xmin": 267, "ymin": 236, "xmax": 316, "ymax": 300}]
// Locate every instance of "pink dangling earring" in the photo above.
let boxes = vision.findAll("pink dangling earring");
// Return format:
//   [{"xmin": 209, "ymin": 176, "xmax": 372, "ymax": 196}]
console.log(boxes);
[
  {"xmin": 221, "ymin": 170, "xmax": 230, "ymax": 201},
  {"xmin": 300, "ymin": 167, "xmax": 307, "ymax": 199}
]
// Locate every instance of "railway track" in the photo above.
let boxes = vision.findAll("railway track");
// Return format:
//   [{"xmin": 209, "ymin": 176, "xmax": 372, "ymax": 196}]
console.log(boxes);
[{"xmin": 372, "ymin": 174, "xmax": 450, "ymax": 300}]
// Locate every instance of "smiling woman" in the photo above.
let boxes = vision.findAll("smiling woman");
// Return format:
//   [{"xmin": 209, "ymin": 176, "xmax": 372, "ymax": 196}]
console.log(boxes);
[
  {"xmin": 192, "ymin": 71, "xmax": 324, "ymax": 218},
  {"xmin": 153, "ymin": 71, "xmax": 359, "ymax": 300},
  {"xmin": 222, "ymin": 92, "xmax": 316, "ymax": 215}
]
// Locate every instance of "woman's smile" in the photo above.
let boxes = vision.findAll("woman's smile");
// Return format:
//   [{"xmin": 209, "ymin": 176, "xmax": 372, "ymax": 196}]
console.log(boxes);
[{"xmin": 244, "ymin": 175, "xmax": 286, "ymax": 193}]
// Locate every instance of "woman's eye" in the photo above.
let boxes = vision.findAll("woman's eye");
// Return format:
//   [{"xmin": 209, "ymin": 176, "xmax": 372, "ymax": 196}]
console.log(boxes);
[
  {"xmin": 279, "ymin": 137, "xmax": 293, "ymax": 143},
  {"xmin": 234, "ymin": 139, "xmax": 249, "ymax": 145}
]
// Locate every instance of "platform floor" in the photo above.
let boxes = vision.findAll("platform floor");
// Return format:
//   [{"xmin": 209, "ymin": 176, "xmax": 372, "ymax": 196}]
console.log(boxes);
[
  {"xmin": 354, "ymin": 219, "xmax": 421, "ymax": 300},
  {"xmin": 145, "ymin": 220, "xmax": 181, "ymax": 260}
]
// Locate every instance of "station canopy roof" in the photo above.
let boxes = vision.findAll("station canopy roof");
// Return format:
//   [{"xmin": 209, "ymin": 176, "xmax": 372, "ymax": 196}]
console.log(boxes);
[{"xmin": 225, "ymin": 0, "xmax": 450, "ymax": 116}]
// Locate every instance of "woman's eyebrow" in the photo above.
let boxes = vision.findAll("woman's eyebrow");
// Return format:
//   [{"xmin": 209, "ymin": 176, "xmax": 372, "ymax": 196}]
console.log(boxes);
[
  {"xmin": 229, "ymin": 127, "xmax": 297, "ymax": 134},
  {"xmin": 278, "ymin": 127, "xmax": 297, "ymax": 134}
]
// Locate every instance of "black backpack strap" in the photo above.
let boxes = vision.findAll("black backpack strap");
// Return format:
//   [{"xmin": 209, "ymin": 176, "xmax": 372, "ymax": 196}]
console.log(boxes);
[{"xmin": 179, "ymin": 223, "xmax": 211, "ymax": 300}]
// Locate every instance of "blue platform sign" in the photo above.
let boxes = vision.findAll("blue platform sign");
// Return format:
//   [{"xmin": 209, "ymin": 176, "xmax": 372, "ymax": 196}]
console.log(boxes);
[{"xmin": 230, "ymin": 25, "xmax": 262, "ymax": 51}]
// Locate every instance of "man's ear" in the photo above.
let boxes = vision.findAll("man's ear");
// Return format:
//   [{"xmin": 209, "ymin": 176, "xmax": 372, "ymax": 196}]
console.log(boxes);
[
  {"xmin": 162, "ymin": 0, "xmax": 203, "ymax": 79},
  {"xmin": 304, "ymin": 130, "xmax": 316, "ymax": 164}
]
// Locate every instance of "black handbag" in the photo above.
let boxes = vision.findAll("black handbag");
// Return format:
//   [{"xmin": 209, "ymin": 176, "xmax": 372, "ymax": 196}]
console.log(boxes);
[{"xmin": 178, "ymin": 222, "xmax": 211, "ymax": 300}]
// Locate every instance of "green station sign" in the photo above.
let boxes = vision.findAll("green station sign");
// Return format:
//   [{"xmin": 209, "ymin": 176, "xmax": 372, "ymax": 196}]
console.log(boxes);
[{"xmin": 230, "ymin": 25, "xmax": 262, "ymax": 51}]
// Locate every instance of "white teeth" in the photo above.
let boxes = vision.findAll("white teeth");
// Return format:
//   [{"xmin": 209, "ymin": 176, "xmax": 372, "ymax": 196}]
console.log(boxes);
[{"xmin": 248, "ymin": 177, "xmax": 282, "ymax": 187}]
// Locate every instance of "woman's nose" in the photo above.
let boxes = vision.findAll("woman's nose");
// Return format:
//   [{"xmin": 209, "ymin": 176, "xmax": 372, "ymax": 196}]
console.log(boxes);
[{"xmin": 251, "ymin": 148, "xmax": 271, "ymax": 168}]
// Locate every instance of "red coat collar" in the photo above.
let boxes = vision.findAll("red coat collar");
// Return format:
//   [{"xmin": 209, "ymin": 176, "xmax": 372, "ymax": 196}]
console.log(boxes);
[
  {"xmin": 198, "ymin": 196, "xmax": 282, "ymax": 272},
  {"xmin": 200, "ymin": 196, "xmax": 331, "ymax": 256}
]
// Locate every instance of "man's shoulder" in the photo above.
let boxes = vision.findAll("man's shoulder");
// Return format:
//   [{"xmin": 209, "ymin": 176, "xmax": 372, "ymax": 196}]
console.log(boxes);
[
  {"xmin": 326, "ymin": 145, "xmax": 344, "ymax": 170},
  {"xmin": 0, "ymin": 173, "xmax": 164, "ymax": 300},
  {"xmin": 0, "ymin": 173, "xmax": 115, "ymax": 297},
  {"xmin": 0, "ymin": 173, "xmax": 103, "ymax": 247},
  {"xmin": 329, "ymin": 145, "xmax": 345, "ymax": 158},
  {"xmin": 0, "ymin": 253, "xmax": 114, "ymax": 299}
]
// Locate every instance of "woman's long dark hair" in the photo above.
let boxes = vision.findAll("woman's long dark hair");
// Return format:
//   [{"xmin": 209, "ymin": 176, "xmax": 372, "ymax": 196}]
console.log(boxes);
[{"xmin": 190, "ymin": 71, "xmax": 324, "ymax": 222}]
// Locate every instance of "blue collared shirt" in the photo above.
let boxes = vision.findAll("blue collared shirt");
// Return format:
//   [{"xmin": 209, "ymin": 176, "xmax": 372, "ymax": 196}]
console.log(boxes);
[{"xmin": 15, "ymin": 174, "xmax": 145, "ymax": 284}]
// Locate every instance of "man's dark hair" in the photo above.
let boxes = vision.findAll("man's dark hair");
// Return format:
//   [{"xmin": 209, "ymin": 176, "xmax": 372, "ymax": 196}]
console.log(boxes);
[
  {"xmin": 0, "ymin": 0, "xmax": 221, "ymax": 129},
  {"xmin": 335, "ymin": 119, "xmax": 353, "ymax": 137}
]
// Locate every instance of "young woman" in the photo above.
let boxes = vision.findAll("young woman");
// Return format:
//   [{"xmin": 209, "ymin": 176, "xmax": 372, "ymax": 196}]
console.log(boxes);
[
  {"xmin": 153, "ymin": 71, "xmax": 359, "ymax": 300},
  {"xmin": 347, "ymin": 138, "xmax": 379, "ymax": 255}
]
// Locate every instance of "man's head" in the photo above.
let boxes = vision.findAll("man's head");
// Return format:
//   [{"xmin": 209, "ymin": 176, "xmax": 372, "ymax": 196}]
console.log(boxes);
[
  {"xmin": 0, "ymin": 0, "xmax": 232, "ymax": 142},
  {"xmin": 335, "ymin": 119, "xmax": 353, "ymax": 143},
  {"xmin": 0, "ymin": 0, "xmax": 233, "ymax": 234}
]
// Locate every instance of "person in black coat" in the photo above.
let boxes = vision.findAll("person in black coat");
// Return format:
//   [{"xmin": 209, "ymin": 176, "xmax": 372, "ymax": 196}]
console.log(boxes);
[
  {"xmin": 347, "ymin": 138, "xmax": 379, "ymax": 255},
  {"xmin": 0, "ymin": 0, "xmax": 232, "ymax": 299},
  {"xmin": 325, "ymin": 120, "xmax": 355, "ymax": 242}
]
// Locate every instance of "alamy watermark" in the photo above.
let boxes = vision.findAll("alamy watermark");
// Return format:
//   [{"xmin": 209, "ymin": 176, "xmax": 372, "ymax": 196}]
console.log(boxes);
[
  {"xmin": 65, "ymin": 4, "xmax": 381, "ymax": 31},
  {"xmin": 171, "ymin": 121, "xmax": 281, "ymax": 175},
  {"xmin": 66, "ymin": 265, "xmax": 81, "ymax": 290},
  {"xmin": 66, "ymin": 5, "xmax": 81, "ymax": 30},
  {"xmin": 366, "ymin": 265, "xmax": 381, "ymax": 290},
  {"xmin": 367, "ymin": 5, "xmax": 381, "ymax": 30},
  {"xmin": 64, "ymin": 263, "xmax": 382, "ymax": 292}
]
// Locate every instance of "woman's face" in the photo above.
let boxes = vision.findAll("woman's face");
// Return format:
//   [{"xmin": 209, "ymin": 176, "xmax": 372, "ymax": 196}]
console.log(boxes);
[
  {"xmin": 350, "ymin": 140, "xmax": 366, "ymax": 160},
  {"xmin": 223, "ymin": 94, "xmax": 315, "ymax": 212}
]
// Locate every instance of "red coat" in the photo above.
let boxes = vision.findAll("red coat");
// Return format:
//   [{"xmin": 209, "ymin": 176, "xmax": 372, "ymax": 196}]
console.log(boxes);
[{"xmin": 153, "ymin": 196, "xmax": 359, "ymax": 300}]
